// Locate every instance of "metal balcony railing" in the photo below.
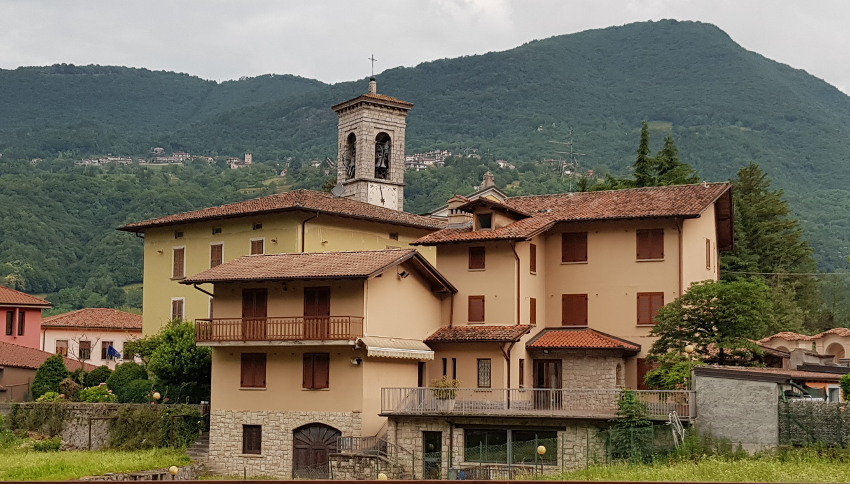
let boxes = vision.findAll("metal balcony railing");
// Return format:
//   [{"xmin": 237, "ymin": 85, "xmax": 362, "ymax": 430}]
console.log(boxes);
[
  {"xmin": 381, "ymin": 387, "xmax": 694, "ymax": 420},
  {"xmin": 195, "ymin": 316, "xmax": 364, "ymax": 342}
]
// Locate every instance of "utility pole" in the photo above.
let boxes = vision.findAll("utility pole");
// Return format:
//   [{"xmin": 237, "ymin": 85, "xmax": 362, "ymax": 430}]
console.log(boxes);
[{"xmin": 548, "ymin": 127, "xmax": 586, "ymax": 191}]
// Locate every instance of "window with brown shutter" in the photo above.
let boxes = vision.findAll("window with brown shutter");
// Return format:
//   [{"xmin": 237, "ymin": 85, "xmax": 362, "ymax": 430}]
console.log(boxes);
[
  {"xmin": 636, "ymin": 229, "xmax": 664, "ymax": 260},
  {"xmin": 705, "ymin": 239, "xmax": 712, "ymax": 270},
  {"xmin": 250, "ymin": 239, "xmax": 264, "ymax": 255},
  {"xmin": 79, "ymin": 340, "xmax": 91, "ymax": 360},
  {"xmin": 562, "ymin": 294, "xmax": 588, "ymax": 326},
  {"xmin": 172, "ymin": 247, "xmax": 185, "ymax": 278},
  {"xmin": 477, "ymin": 359, "xmax": 492, "ymax": 388},
  {"xmin": 562, "ymin": 232, "xmax": 588, "ymax": 262},
  {"xmin": 530, "ymin": 243, "xmax": 537, "ymax": 273},
  {"xmin": 303, "ymin": 353, "xmax": 330, "ymax": 389},
  {"xmin": 529, "ymin": 298, "xmax": 537, "ymax": 325},
  {"xmin": 637, "ymin": 292, "xmax": 665, "ymax": 325},
  {"xmin": 518, "ymin": 359, "xmax": 525, "ymax": 387},
  {"xmin": 242, "ymin": 425, "xmax": 262, "ymax": 454},
  {"xmin": 17, "ymin": 312, "xmax": 25, "ymax": 336},
  {"xmin": 171, "ymin": 298, "xmax": 185, "ymax": 320},
  {"xmin": 210, "ymin": 243, "xmax": 223, "ymax": 268},
  {"xmin": 241, "ymin": 353, "xmax": 267, "ymax": 388},
  {"xmin": 469, "ymin": 246, "xmax": 485, "ymax": 270},
  {"xmin": 55, "ymin": 340, "xmax": 68, "ymax": 356},
  {"xmin": 468, "ymin": 295, "xmax": 485, "ymax": 322}
]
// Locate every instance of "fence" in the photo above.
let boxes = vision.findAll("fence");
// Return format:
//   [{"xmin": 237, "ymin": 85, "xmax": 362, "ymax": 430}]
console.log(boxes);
[{"xmin": 779, "ymin": 400, "xmax": 850, "ymax": 447}]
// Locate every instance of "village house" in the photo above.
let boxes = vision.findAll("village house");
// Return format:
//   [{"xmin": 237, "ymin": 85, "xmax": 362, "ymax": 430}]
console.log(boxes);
[
  {"xmin": 0, "ymin": 341, "xmax": 97, "ymax": 402},
  {"xmin": 121, "ymin": 79, "xmax": 734, "ymax": 478},
  {"xmin": 1, "ymin": 284, "xmax": 52, "ymax": 350},
  {"xmin": 41, "ymin": 308, "xmax": 142, "ymax": 369}
]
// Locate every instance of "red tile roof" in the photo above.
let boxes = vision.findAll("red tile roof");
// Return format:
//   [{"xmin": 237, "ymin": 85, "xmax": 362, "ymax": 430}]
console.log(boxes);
[
  {"xmin": 759, "ymin": 331, "xmax": 814, "ymax": 343},
  {"xmin": 816, "ymin": 328, "xmax": 850, "ymax": 338},
  {"xmin": 0, "ymin": 341, "xmax": 97, "ymax": 371},
  {"xmin": 0, "ymin": 285, "xmax": 52, "ymax": 308},
  {"xmin": 695, "ymin": 365, "xmax": 845, "ymax": 382},
  {"xmin": 42, "ymin": 308, "xmax": 142, "ymax": 331},
  {"xmin": 425, "ymin": 325, "xmax": 532, "ymax": 343},
  {"xmin": 415, "ymin": 183, "xmax": 731, "ymax": 245},
  {"xmin": 527, "ymin": 328, "xmax": 641, "ymax": 352},
  {"xmin": 331, "ymin": 92, "xmax": 414, "ymax": 113},
  {"xmin": 182, "ymin": 249, "xmax": 456, "ymax": 293},
  {"xmin": 118, "ymin": 189, "xmax": 444, "ymax": 232}
]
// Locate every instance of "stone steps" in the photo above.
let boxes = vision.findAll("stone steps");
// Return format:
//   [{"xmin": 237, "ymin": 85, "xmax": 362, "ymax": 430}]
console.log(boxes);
[{"xmin": 186, "ymin": 431, "xmax": 210, "ymax": 462}]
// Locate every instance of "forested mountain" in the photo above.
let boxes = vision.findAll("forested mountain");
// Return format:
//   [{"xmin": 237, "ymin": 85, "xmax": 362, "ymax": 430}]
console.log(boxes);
[{"xmin": 1, "ymin": 19, "xmax": 850, "ymax": 308}]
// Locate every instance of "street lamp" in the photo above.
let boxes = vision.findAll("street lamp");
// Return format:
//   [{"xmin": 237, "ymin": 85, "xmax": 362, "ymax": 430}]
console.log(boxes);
[
  {"xmin": 536, "ymin": 445, "xmax": 547, "ymax": 477},
  {"xmin": 168, "ymin": 466, "xmax": 178, "ymax": 480},
  {"xmin": 684, "ymin": 344, "xmax": 696, "ymax": 390}
]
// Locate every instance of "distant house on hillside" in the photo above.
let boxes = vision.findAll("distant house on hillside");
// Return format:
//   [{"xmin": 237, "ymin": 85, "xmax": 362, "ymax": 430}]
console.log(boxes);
[
  {"xmin": 0, "ymin": 285, "xmax": 52, "ymax": 350},
  {"xmin": 41, "ymin": 308, "xmax": 142, "ymax": 369},
  {"xmin": 0, "ymin": 341, "xmax": 97, "ymax": 402},
  {"xmin": 760, "ymin": 328, "xmax": 850, "ymax": 365}
]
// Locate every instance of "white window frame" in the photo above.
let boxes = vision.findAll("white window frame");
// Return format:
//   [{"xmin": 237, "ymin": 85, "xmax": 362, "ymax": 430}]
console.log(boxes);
[
  {"xmin": 172, "ymin": 245, "xmax": 186, "ymax": 279},
  {"xmin": 171, "ymin": 297, "xmax": 186, "ymax": 320},
  {"xmin": 250, "ymin": 238, "xmax": 265, "ymax": 255}
]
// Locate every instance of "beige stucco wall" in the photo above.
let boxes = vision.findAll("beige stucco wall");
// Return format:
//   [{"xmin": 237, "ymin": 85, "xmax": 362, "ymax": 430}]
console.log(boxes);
[
  {"xmin": 40, "ymin": 328, "xmax": 142, "ymax": 369},
  {"xmin": 428, "ymin": 343, "xmax": 506, "ymax": 388},
  {"xmin": 211, "ymin": 280, "xmax": 365, "ymax": 320},
  {"xmin": 681, "ymin": 204, "xmax": 722, "ymax": 286},
  {"xmin": 141, "ymin": 212, "xmax": 436, "ymax": 335},
  {"xmin": 363, "ymin": 261, "xmax": 447, "ymax": 340}
]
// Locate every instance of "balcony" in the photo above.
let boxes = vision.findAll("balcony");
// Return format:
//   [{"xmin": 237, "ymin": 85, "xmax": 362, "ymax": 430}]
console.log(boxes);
[
  {"xmin": 195, "ymin": 316, "xmax": 364, "ymax": 343},
  {"xmin": 381, "ymin": 387, "xmax": 694, "ymax": 421}
]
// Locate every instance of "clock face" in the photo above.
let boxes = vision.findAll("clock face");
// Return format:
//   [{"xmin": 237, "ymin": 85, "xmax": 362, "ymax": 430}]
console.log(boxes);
[{"xmin": 367, "ymin": 183, "xmax": 398, "ymax": 208}]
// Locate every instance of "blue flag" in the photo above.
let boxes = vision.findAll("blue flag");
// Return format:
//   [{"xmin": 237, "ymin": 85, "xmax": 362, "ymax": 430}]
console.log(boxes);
[{"xmin": 107, "ymin": 345, "xmax": 121, "ymax": 359}]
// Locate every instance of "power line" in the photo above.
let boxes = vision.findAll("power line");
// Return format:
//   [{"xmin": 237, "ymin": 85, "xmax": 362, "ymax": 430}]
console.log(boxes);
[{"xmin": 725, "ymin": 271, "xmax": 850, "ymax": 276}]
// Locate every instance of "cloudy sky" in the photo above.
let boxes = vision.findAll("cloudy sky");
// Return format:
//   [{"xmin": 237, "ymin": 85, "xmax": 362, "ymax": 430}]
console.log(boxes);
[{"xmin": 1, "ymin": 0, "xmax": 848, "ymax": 94}]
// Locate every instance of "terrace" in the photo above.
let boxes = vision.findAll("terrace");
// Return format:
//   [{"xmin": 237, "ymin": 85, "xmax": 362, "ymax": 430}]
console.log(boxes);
[{"xmin": 194, "ymin": 316, "xmax": 363, "ymax": 343}]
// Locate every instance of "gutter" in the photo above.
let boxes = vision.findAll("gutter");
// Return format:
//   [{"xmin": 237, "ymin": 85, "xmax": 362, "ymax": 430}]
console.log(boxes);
[{"xmin": 301, "ymin": 212, "xmax": 319, "ymax": 252}]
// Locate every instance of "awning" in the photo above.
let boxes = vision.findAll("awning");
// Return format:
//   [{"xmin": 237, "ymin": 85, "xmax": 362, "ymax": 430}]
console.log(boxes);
[{"xmin": 358, "ymin": 337, "xmax": 434, "ymax": 360}]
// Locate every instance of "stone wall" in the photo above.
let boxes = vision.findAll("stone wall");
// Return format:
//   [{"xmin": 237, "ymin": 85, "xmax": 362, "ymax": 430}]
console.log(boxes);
[
  {"xmin": 694, "ymin": 375, "xmax": 778, "ymax": 452},
  {"xmin": 80, "ymin": 463, "xmax": 204, "ymax": 481},
  {"xmin": 562, "ymin": 351, "xmax": 625, "ymax": 389},
  {"xmin": 207, "ymin": 409, "xmax": 362, "ymax": 478}
]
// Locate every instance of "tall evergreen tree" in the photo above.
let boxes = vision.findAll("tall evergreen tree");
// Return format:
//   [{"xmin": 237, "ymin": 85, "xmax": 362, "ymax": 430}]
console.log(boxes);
[
  {"xmin": 633, "ymin": 121, "xmax": 654, "ymax": 187},
  {"xmin": 655, "ymin": 136, "xmax": 700, "ymax": 185}
]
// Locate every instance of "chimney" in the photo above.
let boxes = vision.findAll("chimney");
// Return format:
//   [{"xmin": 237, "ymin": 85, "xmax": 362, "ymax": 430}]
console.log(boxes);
[
  {"xmin": 446, "ymin": 196, "xmax": 472, "ymax": 227},
  {"xmin": 481, "ymin": 171, "xmax": 495, "ymax": 189},
  {"xmin": 369, "ymin": 77, "xmax": 377, "ymax": 94}
]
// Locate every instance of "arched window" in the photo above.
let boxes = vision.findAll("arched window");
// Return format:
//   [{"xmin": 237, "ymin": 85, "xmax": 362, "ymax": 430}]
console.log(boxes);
[
  {"xmin": 825, "ymin": 342, "xmax": 846, "ymax": 363},
  {"xmin": 343, "ymin": 133, "xmax": 356, "ymax": 180},
  {"xmin": 374, "ymin": 132, "xmax": 391, "ymax": 179}
]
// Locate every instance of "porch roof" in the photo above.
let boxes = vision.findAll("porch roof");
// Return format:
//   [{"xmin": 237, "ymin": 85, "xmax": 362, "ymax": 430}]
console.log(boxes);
[
  {"xmin": 425, "ymin": 325, "xmax": 532, "ymax": 343},
  {"xmin": 526, "ymin": 328, "xmax": 640, "ymax": 353}
]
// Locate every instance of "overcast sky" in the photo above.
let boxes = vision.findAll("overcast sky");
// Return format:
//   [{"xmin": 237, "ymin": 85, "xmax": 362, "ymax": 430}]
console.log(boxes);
[{"xmin": 1, "ymin": 0, "xmax": 848, "ymax": 95}]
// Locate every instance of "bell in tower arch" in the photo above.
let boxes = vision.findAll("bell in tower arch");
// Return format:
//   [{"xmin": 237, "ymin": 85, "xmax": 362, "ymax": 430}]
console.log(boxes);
[{"xmin": 374, "ymin": 132, "xmax": 391, "ymax": 180}]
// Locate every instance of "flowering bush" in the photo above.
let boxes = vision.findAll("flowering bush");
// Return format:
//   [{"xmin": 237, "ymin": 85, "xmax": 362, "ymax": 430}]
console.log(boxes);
[
  {"xmin": 78, "ymin": 383, "xmax": 118, "ymax": 403},
  {"xmin": 35, "ymin": 392, "xmax": 66, "ymax": 403}
]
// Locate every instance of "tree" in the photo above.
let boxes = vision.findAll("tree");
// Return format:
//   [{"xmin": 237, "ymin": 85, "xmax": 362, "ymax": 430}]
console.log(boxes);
[
  {"xmin": 31, "ymin": 354, "xmax": 70, "ymax": 399},
  {"xmin": 721, "ymin": 163, "xmax": 821, "ymax": 331},
  {"xmin": 649, "ymin": 279, "xmax": 773, "ymax": 366},
  {"xmin": 106, "ymin": 361, "xmax": 150, "ymax": 403},
  {"xmin": 84, "ymin": 365, "xmax": 113, "ymax": 387},
  {"xmin": 633, "ymin": 121, "xmax": 654, "ymax": 188},
  {"xmin": 147, "ymin": 320, "xmax": 211, "ymax": 387},
  {"xmin": 655, "ymin": 136, "xmax": 700, "ymax": 185}
]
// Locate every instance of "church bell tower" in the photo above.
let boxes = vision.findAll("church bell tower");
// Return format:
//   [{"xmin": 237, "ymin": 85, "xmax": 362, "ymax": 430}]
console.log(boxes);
[{"xmin": 332, "ymin": 78, "xmax": 412, "ymax": 211}]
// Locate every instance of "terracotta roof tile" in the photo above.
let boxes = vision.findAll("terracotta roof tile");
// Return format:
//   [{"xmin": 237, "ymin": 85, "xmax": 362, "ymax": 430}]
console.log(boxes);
[
  {"xmin": 0, "ymin": 285, "xmax": 52, "ymax": 308},
  {"xmin": 182, "ymin": 249, "xmax": 456, "ymax": 294},
  {"xmin": 527, "ymin": 328, "xmax": 641, "ymax": 352},
  {"xmin": 42, "ymin": 308, "xmax": 142, "ymax": 331},
  {"xmin": 425, "ymin": 325, "xmax": 532, "ymax": 343},
  {"xmin": 0, "ymin": 341, "xmax": 97, "ymax": 371},
  {"xmin": 415, "ymin": 183, "xmax": 731, "ymax": 245},
  {"xmin": 332, "ymin": 92, "xmax": 414, "ymax": 112},
  {"xmin": 118, "ymin": 189, "xmax": 444, "ymax": 232},
  {"xmin": 816, "ymin": 328, "xmax": 850, "ymax": 338},
  {"xmin": 759, "ymin": 331, "xmax": 814, "ymax": 343},
  {"xmin": 695, "ymin": 365, "xmax": 845, "ymax": 382}
]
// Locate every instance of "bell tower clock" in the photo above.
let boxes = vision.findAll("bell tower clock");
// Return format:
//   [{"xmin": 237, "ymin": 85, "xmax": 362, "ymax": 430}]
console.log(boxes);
[{"xmin": 332, "ymin": 77, "xmax": 412, "ymax": 211}]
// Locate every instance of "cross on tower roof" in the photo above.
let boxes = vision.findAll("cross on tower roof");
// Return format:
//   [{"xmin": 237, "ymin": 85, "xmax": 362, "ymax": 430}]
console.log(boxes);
[{"xmin": 368, "ymin": 54, "xmax": 377, "ymax": 77}]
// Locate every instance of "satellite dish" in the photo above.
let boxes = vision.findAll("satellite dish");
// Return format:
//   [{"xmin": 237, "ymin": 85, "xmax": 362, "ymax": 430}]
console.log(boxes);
[{"xmin": 330, "ymin": 183, "xmax": 345, "ymax": 197}]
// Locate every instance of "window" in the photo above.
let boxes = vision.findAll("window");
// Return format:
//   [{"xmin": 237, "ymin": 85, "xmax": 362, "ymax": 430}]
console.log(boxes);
[
  {"xmin": 562, "ymin": 232, "xmax": 588, "ymax": 263},
  {"xmin": 172, "ymin": 247, "xmax": 185, "ymax": 278},
  {"xmin": 55, "ymin": 340, "xmax": 68, "ymax": 356},
  {"xmin": 79, "ymin": 340, "xmax": 91, "ymax": 360},
  {"xmin": 529, "ymin": 298, "xmax": 537, "ymax": 325},
  {"xmin": 518, "ymin": 359, "xmax": 525, "ymax": 387},
  {"xmin": 101, "ymin": 341, "xmax": 114, "ymax": 360},
  {"xmin": 442, "ymin": 358, "xmax": 448, "ymax": 377},
  {"xmin": 210, "ymin": 243, "xmax": 223, "ymax": 268},
  {"xmin": 477, "ymin": 213, "xmax": 492, "ymax": 230},
  {"xmin": 252, "ymin": 223, "xmax": 263, "ymax": 230},
  {"xmin": 464, "ymin": 429, "xmax": 557, "ymax": 464},
  {"xmin": 241, "ymin": 353, "xmax": 267, "ymax": 388},
  {"xmin": 242, "ymin": 425, "xmax": 262, "ymax": 455},
  {"xmin": 529, "ymin": 244, "xmax": 537, "ymax": 273},
  {"xmin": 174, "ymin": 230, "xmax": 184, "ymax": 239},
  {"xmin": 562, "ymin": 294, "xmax": 588, "ymax": 326},
  {"xmin": 452, "ymin": 358, "xmax": 457, "ymax": 380},
  {"xmin": 469, "ymin": 246, "xmax": 485, "ymax": 270},
  {"xmin": 705, "ymin": 239, "xmax": 712, "ymax": 270},
  {"xmin": 468, "ymin": 295, "xmax": 485, "ymax": 322},
  {"xmin": 389, "ymin": 232, "xmax": 399, "ymax": 240},
  {"xmin": 636, "ymin": 229, "xmax": 664, "ymax": 260},
  {"xmin": 303, "ymin": 353, "xmax": 330, "ymax": 389},
  {"xmin": 17, "ymin": 312, "xmax": 24, "ymax": 335},
  {"xmin": 477, "ymin": 359, "xmax": 492, "ymax": 388},
  {"xmin": 171, "ymin": 298, "xmax": 185, "ymax": 320},
  {"xmin": 6, "ymin": 311, "xmax": 14, "ymax": 335},
  {"xmin": 637, "ymin": 292, "xmax": 664, "ymax": 325},
  {"xmin": 250, "ymin": 238, "xmax": 264, "ymax": 255},
  {"xmin": 212, "ymin": 227, "xmax": 222, "ymax": 235}
]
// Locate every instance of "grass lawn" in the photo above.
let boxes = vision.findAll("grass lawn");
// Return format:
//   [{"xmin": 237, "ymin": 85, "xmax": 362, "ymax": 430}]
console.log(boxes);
[
  {"xmin": 546, "ymin": 452, "xmax": 850, "ymax": 482},
  {"xmin": 0, "ymin": 443, "xmax": 190, "ymax": 481}
]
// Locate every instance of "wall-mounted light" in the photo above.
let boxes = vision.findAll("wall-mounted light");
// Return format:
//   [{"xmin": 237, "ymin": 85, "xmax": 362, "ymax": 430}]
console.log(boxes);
[
  {"xmin": 398, "ymin": 270, "xmax": 410, "ymax": 279},
  {"xmin": 350, "ymin": 357, "xmax": 363, "ymax": 366},
  {"xmin": 157, "ymin": 249, "xmax": 164, "ymax": 254},
  {"xmin": 271, "ymin": 238, "xmax": 278, "ymax": 244}
]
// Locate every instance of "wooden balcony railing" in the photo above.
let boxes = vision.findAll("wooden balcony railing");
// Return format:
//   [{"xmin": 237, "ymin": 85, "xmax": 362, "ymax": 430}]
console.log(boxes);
[
  {"xmin": 381, "ymin": 387, "xmax": 694, "ymax": 420},
  {"xmin": 195, "ymin": 316, "xmax": 364, "ymax": 343}
]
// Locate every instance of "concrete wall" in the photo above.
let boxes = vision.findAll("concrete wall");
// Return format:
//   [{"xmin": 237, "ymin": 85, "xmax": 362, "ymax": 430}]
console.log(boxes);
[{"xmin": 693, "ymin": 375, "xmax": 779, "ymax": 451}]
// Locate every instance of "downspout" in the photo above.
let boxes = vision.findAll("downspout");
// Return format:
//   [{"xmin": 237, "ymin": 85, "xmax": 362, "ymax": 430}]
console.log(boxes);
[
  {"xmin": 190, "ymin": 284, "xmax": 215, "ymax": 299},
  {"xmin": 301, "ymin": 213, "xmax": 319, "ymax": 252},
  {"xmin": 500, "ymin": 341, "xmax": 515, "ymax": 389},
  {"xmin": 448, "ymin": 293, "xmax": 454, "ymax": 328},
  {"xmin": 510, "ymin": 241, "xmax": 520, "ymax": 325},
  {"xmin": 676, "ymin": 219, "xmax": 684, "ymax": 296}
]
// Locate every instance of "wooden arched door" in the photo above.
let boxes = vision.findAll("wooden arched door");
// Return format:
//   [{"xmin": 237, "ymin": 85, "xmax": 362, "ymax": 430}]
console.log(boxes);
[{"xmin": 292, "ymin": 423, "xmax": 341, "ymax": 478}]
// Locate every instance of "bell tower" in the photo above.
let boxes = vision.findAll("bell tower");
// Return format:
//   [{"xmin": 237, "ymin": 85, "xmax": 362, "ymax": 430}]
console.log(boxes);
[{"xmin": 332, "ymin": 78, "xmax": 412, "ymax": 211}]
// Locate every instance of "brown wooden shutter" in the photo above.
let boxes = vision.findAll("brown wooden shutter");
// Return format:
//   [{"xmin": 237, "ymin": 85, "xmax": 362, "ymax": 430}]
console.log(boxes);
[
  {"xmin": 303, "ymin": 353, "xmax": 330, "ymax": 389},
  {"xmin": 302, "ymin": 353, "xmax": 314, "ymax": 389},
  {"xmin": 242, "ymin": 425, "xmax": 262, "ymax": 454},
  {"xmin": 210, "ymin": 244, "xmax": 223, "ymax": 268},
  {"xmin": 562, "ymin": 294, "xmax": 588, "ymax": 326},
  {"xmin": 530, "ymin": 243, "xmax": 537, "ymax": 272},
  {"xmin": 241, "ymin": 353, "xmax": 267, "ymax": 388},
  {"xmin": 529, "ymin": 298, "xmax": 537, "ymax": 325},
  {"xmin": 636, "ymin": 229, "xmax": 664, "ymax": 260},
  {"xmin": 468, "ymin": 295, "xmax": 485, "ymax": 322},
  {"xmin": 637, "ymin": 292, "xmax": 664, "ymax": 324},
  {"xmin": 250, "ymin": 239, "xmax": 264, "ymax": 255},
  {"xmin": 171, "ymin": 299, "xmax": 184, "ymax": 320},
  {"xmin": 562, "ymin": 232, "xmax": 588, "ymax": 262},
  {"xmin": 172, "ymin": 247, "xmax": 185, "ymax": 278},
  {"xmin": 468, "ymin": 246, "xmax": 485, "ymax": 269}
]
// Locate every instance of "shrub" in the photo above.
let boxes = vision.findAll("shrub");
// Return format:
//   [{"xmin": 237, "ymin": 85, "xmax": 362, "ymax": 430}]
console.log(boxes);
[
  {"xmin": 110, "ymin": 404, "xmax": 206, "ymax": 450},
  {"xmin": 31, "ymin": 354, "xmax": 69, "ymax": 399},
  {"xmin": 69, "ymin": 367, "xmax": 85, "ymax": 385},
  {"xmin": 58, "ymin": 378, "xmax": 81, "ymax": 401},
  {"xmin": 36, "ymin": 391, "xmax": 66, "ymax": 403},
  {"xmin": 841, "ymin": 374, "xmax": 850, "ymax": 402},
  {"xmin": 85, "ymin": 365, "xmax": 113, "ymax": 387},
  {"xmin": 32, "ymin": 435, "xmax": 62, "ymax": 452},
  {"xmin": 122, "ymin": 379, "xmax": 154, "ymax": 403},
  {"xmin": 78, "ymin": 384, "xmax": 118, "ymax": 403},
  {"xmin": 106, "ymin": 362, "xmax": 148, "ymax": 402}
]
